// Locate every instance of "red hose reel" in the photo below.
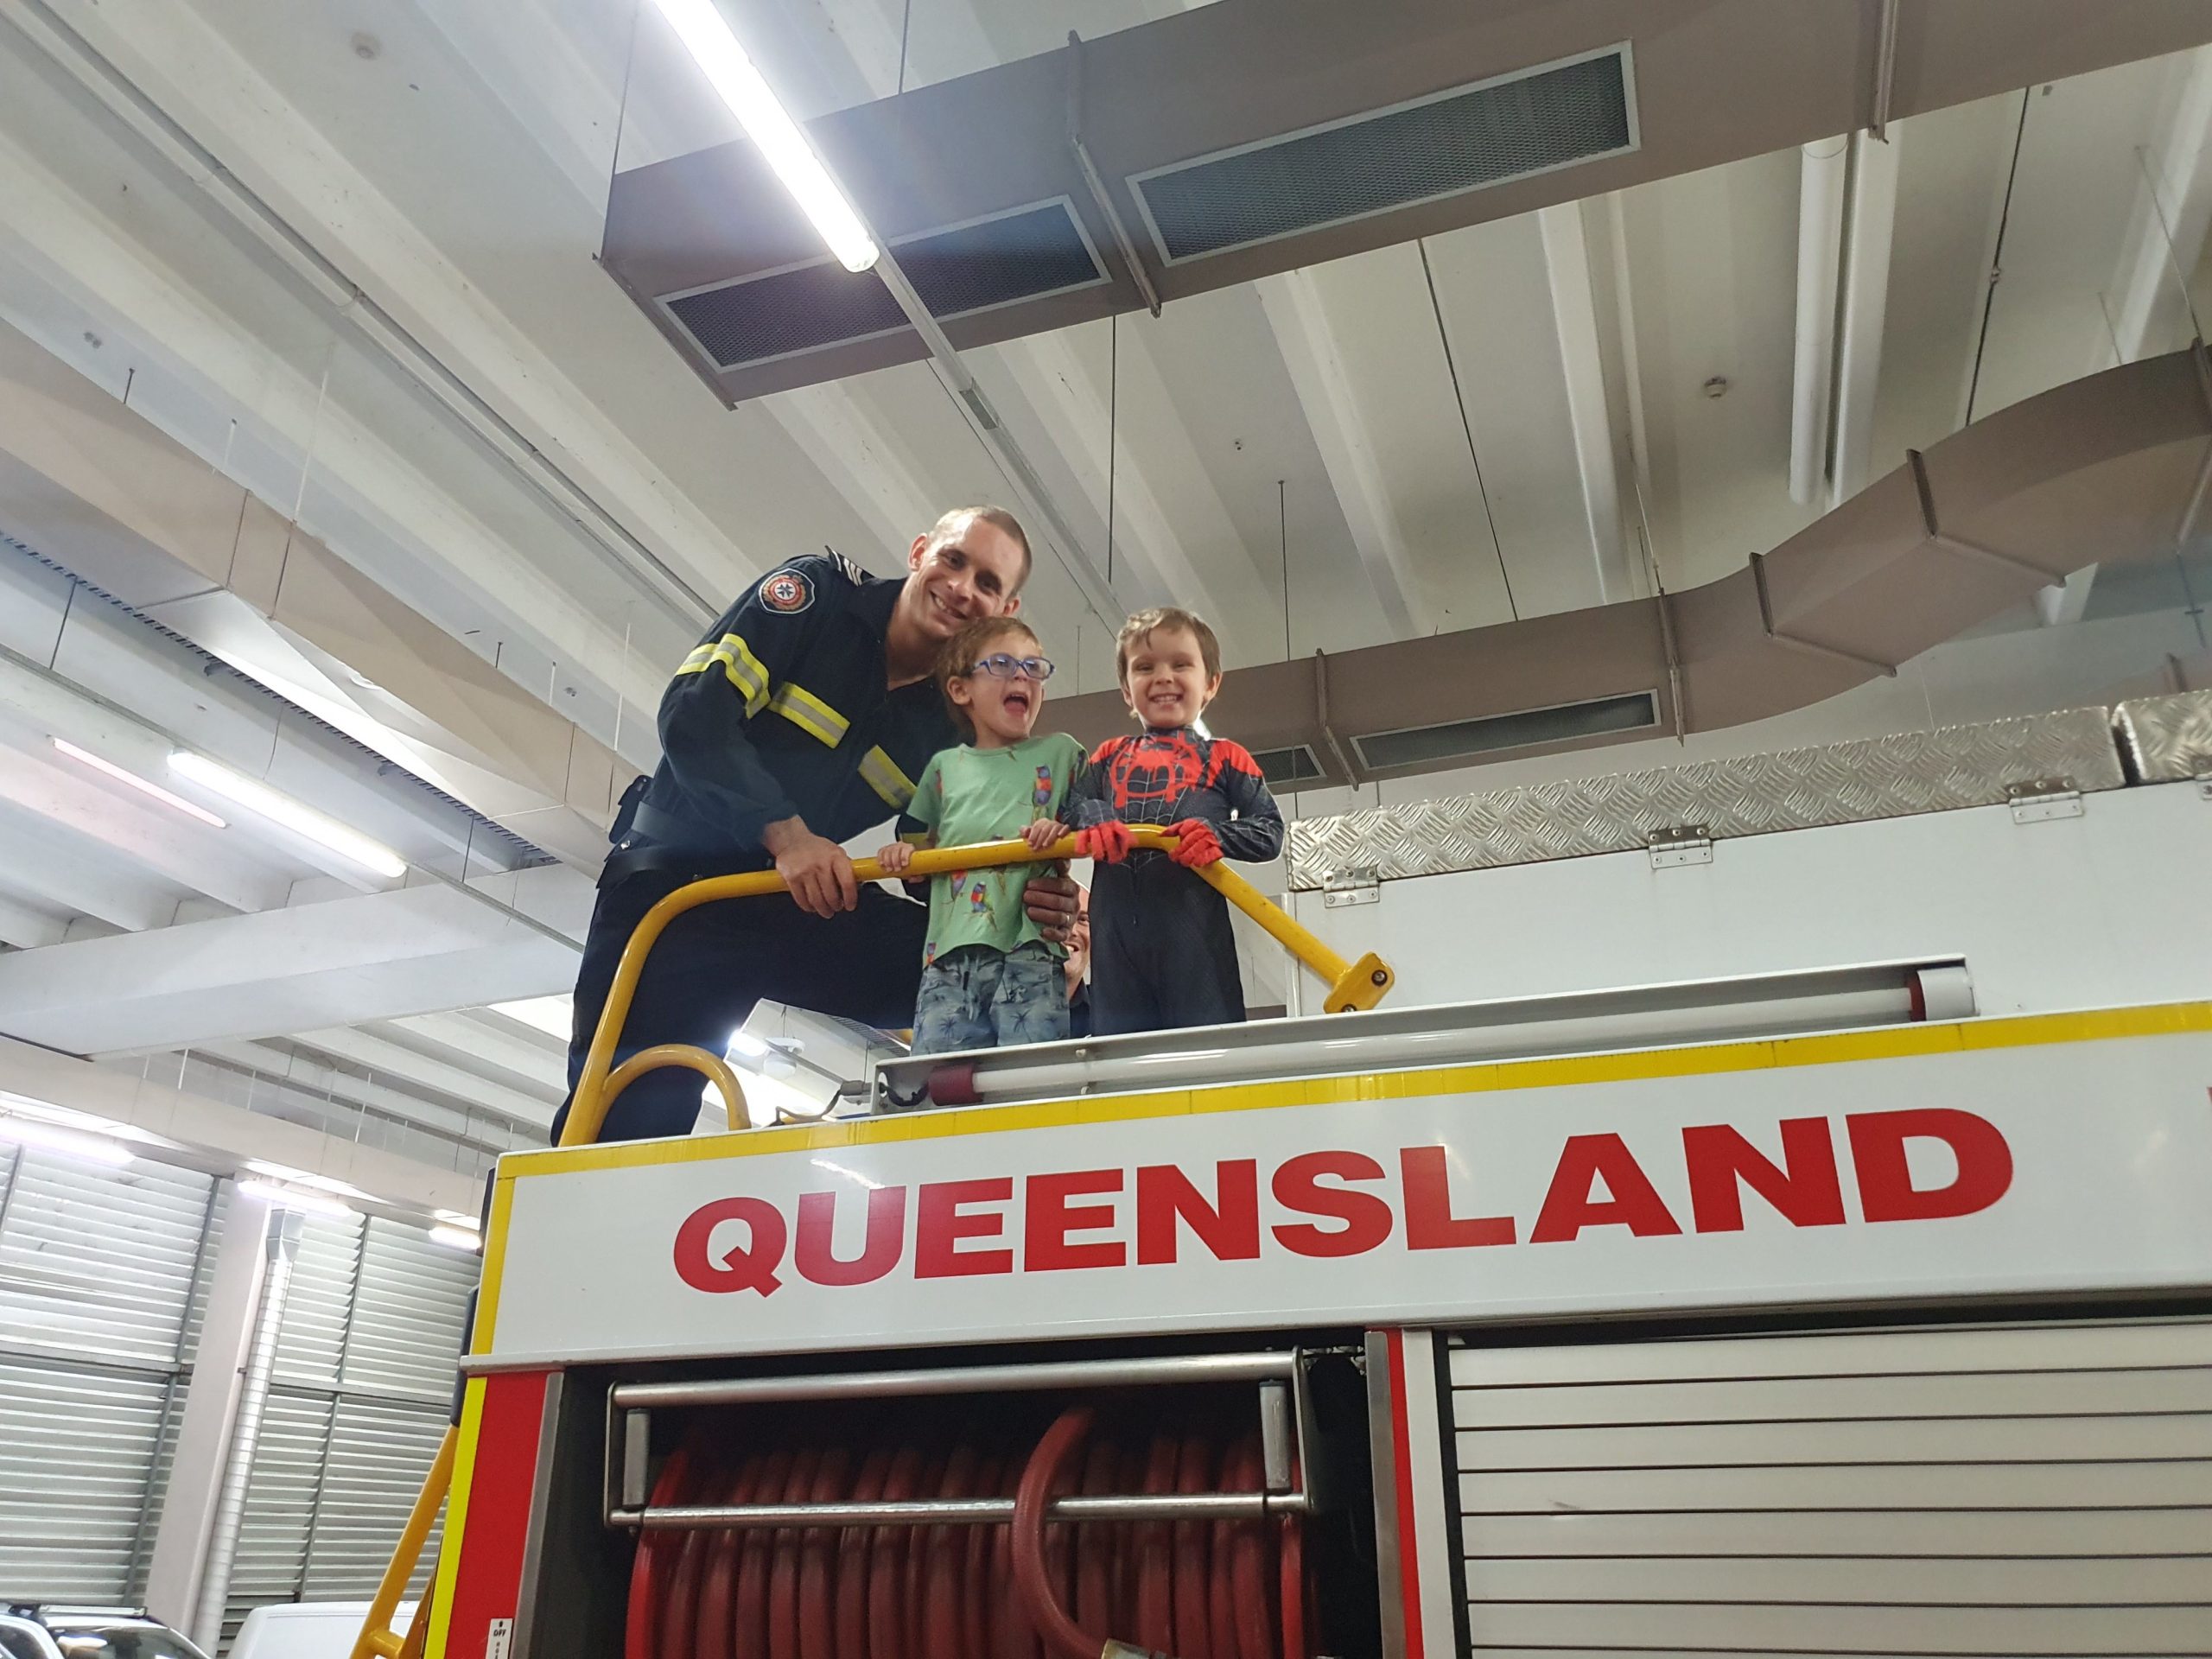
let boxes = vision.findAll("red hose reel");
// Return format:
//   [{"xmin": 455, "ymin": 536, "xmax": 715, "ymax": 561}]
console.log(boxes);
[{"xmin": 623, "ymin": 1397, "xmax": 1315, "ymax": 1659}]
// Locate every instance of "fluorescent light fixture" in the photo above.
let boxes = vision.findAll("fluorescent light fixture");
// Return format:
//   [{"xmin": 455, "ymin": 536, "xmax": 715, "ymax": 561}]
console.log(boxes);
[
  {"xmin": 647, "ymin": 0, "xmax": 880, "ymax": 272},
  {"xmin": 0, "ymin": 1114, "xmax": 134, "ymax": 1166},
  {"xmin": 245, "ymin": 1159, "xmax": 368, "ymax": 1199},
  {"xmin": 52, "ymin": 736, "xmax": 226, "ymax": 828},
  {"xmin": 168, "ymin": 751, "xmax": 407, "ymax": 879},
  {"xmin": 429, "ymin": 1225, "xmax": 483, "ymax": 1253},
  {"xmin": 0, "ymin": 1093, "xmax": 176, "ymax": 1147},
  {"xmin": 433, "ymin": 1209, "xmax": 481, "ymax": 1230},
  {"xmin": 489, "ymin": 996, "xmax": 573, "ymax": 1040},
  {"xmin": 237, "ymin": 1178, "xmax": 356, "ymax": 1218}
]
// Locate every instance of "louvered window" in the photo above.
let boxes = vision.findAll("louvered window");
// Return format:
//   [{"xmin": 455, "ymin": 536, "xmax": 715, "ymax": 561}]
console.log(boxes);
[
  {"xmin": 0, "ymin": 1145, "xmax": 220, "ymax": 1602},
  {"xmin": 223, "ymin": 1215, "xmax": 473, "ymax": 1648},
  {"xmin": 1450, "ymin": 1318, "xmax": 2212, "ymax": 1656}
]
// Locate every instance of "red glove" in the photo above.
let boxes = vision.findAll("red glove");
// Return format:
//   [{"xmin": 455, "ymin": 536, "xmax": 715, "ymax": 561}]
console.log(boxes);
[
  {"xmin": 1168, "ymin": 818, "xmax": 1223, "ymax": 867},
  {"xmin": 1076, "ymin": 821, "xmax": 1135, "ymax": 864}
]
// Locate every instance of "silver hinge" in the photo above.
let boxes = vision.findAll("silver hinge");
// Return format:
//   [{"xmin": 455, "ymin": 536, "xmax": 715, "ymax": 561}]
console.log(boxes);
[
  {"xmin": 1648, "ymin": 823, "xmax": 1713, "ymax": 868},
  {"xmin": 2006, "ymin": 778, "xmax": 2084, "ymax": 823},
  {"xmin": 2194, "ymin": 769, "xmax": 2211, "ymax": 801},
  {"xmin": 1322, "ymin": 867, "xmax": 1380, "ymax": 908}
]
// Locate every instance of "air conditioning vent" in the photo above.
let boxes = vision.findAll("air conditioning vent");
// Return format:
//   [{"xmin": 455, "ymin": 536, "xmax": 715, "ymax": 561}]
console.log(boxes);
[
  {"xmin": 663, "ymin": 198, "xmax": 1109, "ymax": 371},
  {"xmin": 1251, "ymin": 744, "xmax": 1327, "ymax": 786},
  {"xmin": 1353, "ymin": 690, "xmax": 1657, "ymax": 772},
  {"xmin": 1131, "ymin": 44, "xmax": 1637, "ymax": 265}
]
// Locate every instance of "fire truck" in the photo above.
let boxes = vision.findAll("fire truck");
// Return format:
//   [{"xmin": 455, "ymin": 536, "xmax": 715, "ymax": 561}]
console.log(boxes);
[{"xmin": 358, "ymin": 690, "xmax": 2212, "ymax": 1659}]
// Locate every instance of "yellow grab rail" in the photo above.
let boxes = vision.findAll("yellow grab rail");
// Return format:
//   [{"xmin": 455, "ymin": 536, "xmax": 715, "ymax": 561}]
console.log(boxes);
[
  {"xmin": 561, "ymin": 827, "xmax": 1392, "ymax": 1147},
  {"xmin": 354, "ymin": 828, "xmax": 1390, "ymax": 1659},
  {"xmin": 349, "ymin": 1421, "xmax": 454, "ymax": 1659}
]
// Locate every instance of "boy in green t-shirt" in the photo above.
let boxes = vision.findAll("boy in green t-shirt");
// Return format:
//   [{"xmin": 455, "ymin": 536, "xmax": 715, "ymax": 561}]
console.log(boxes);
[{"xmin": 878, "ymin": 616, "xmax": 1087, "ymax": 1055}]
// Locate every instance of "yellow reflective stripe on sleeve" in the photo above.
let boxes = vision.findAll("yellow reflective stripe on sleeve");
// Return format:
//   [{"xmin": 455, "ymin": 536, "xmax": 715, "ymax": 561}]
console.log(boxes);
[
  {"xmin": 861, "ymin": 746, "xmax": 918, "ymax": 811},
  {"xmin": 674, "ymin": 633, "xmax": 772, "ymax": 715},
  {"xmin": 766, "ymin": 682, "xmax": 849, "ymax": 747}
]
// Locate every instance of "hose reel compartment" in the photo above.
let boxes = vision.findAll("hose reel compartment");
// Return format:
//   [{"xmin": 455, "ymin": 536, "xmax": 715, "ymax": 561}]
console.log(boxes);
[{"xmin": 534, "ymin": 1344, "xmax": 1380, "ymax": 1659}]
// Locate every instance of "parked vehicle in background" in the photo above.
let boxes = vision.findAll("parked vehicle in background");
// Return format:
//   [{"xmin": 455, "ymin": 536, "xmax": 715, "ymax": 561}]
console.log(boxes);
[
  {"xmin": 226, "ymin": 1604, "xmax": 415, "ymax": 1659},
  {"xmin": 0, "ymin": 1608, "xmax": 207, "ymax": 1659}
]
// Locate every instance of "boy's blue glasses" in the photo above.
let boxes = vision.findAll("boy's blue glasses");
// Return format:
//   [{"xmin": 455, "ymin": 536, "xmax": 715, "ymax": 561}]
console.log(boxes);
[{"xmin": 969, "ymin": 653, "xmax": 1056, "ymax": 681}]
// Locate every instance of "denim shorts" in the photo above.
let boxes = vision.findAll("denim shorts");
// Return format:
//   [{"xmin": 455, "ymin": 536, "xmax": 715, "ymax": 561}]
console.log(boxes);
[{"xmin": 910, "ymin": 941, "xmax": 1069, "ymax": 1057}]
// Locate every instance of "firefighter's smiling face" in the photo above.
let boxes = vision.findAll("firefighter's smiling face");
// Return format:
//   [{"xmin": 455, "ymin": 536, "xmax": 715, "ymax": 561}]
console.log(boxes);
[{"xmin": 901, "ymin": 510, "xmax": 1027, "ymax": 644}]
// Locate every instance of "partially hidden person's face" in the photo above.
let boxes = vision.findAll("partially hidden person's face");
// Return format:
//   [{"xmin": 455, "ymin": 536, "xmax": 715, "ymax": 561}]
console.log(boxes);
[
  {"xmin": 1120, "ymin": 625, "xmax": 1220, "ymax": 731},
  {"xmin": 950, "ymin": 632, "xmax": 1050, "ymax": 747},
  {"xmin": 904, "ymin": 515, "xmax": 1025, "ymax": 645},
  {"xmin": 1064, "ymin": 890, "xmax": 1091, "ymax": 989}
]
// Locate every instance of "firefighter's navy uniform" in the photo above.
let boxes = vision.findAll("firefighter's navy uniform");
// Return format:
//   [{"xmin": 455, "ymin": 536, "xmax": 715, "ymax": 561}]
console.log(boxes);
[{"xmin": 556, "ymin": 553, "xmax": 956, "ymax": 1142}]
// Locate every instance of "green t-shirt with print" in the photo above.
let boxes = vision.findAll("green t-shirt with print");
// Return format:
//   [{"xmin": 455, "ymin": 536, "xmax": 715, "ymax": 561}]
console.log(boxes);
[{"xmin": 904, "ymin": 731, "xmax": 1088, "ymax": 964}]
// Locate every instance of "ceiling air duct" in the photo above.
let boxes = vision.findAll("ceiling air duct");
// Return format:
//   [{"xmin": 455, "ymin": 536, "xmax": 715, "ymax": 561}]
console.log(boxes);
[
  {"xmin": 1045, "ymin": 347, "xmax": 2212, "ymax": 789},
  {"xmin": 604, "ymin": 0, "xmax": 2212, "ymax": 403}
]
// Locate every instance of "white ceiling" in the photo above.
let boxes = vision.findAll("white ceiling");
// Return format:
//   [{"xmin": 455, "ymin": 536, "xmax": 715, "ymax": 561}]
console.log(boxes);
[{"xmin": 0, "ymin": 0, "xmax": 2208, "ymax": 1192}]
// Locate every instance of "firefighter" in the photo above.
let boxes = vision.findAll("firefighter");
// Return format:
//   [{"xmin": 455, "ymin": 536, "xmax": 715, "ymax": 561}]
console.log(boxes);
[{"xmin": 554, "ymin": 505, "xmax": 1077, "ymax": 1143}]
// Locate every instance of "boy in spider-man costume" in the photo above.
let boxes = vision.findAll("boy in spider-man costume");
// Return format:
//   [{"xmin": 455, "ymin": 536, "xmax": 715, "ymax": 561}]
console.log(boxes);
[{"xmin": 1066, "ymin": 607, "xmax": 1285, "ymax": 1033}]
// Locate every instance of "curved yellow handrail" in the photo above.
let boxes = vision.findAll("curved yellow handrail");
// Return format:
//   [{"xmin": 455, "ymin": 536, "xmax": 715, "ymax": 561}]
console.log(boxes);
[
  {"xmin": 349, "ymin": 1420, "xmax": 453, "ymax": 1659},
  {"xmin": 559, "ymin": 827, "xmax": 1392, "ymax": 1147},
  {"xmin": 354, "ymin": 828, "xmax": 1392, "ymax": 1659}
]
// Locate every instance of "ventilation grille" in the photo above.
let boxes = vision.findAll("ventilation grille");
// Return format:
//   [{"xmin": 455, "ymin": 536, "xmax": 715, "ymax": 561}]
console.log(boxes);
[
  {"xmin": 1352, "ymin": 690, "xmax": 1657, "ymax": 772},
  {"xmin": 663, "ymin": 199, "xmax": 1108, "ymax": 371},
  {"xmin": 1251, "ymin": 743, "xmax": 1327, "ymax": 786},
  {"xmin": 1131, "ymin": 45, "xmax": 1636, "ymax": 265}
]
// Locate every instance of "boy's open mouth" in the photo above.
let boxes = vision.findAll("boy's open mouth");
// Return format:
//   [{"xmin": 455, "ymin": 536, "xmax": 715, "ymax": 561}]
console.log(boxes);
[{"xmin": 1004, "ymin": 687, "xmax": 1033, "ymax": 715}]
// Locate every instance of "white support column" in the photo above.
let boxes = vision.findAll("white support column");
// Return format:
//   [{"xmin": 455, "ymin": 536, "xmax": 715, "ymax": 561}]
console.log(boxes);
[
  {"xmin": 142, "ymin": 1185, "xmax": 275, "ymax": 1634},
  {"xmin": 1830, "ymin": 129, "xmax": 1901, "ymax": 507},
  {"xmin": 191, "ymin": 1208, "xmax": 304, "ymax": 1656},
  {"xmin": 1538, "ymin": 201, "xmax": 1635, "ymax": 604},
  {"xmin": 1789, "ymin": 137, "xmax": 1850, "ymax": 505}
]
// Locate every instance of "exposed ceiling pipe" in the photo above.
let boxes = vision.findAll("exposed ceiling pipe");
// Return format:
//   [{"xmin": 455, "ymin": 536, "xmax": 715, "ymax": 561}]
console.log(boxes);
[
  {"xmin": 868, "ymin": 241, "xmax": 1128, "ymax": 634},
  {"xmin": 1789, "ymin": 136, "xmax": 1850, "ymax": 505},
  {"xmin": 1829, "ymin": 128, "xmax": 1902, "ymax": 507}
]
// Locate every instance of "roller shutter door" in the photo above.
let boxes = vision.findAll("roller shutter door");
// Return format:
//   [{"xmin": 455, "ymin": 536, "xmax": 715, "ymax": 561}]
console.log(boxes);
[
  {"xmin": 225, "ymin": 1214, "xmax": 473, "ymax": 1646},
  {"xmin": 0, "ymin": 1144, "xmax": 219, "ymax": 1602},
  {"xmin": 1449, "ymin": 1318, "xmax": 2212, "ymax": 1656}
]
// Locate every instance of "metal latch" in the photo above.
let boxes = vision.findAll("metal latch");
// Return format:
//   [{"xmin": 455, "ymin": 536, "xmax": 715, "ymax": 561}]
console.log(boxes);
[
  {"xmin": 2006, "ymin": 778, "xmax": 2083, "ymax": 823},
  {"xmin": 2194, "ymin": 768, "xmax": 2211, "ymax": 801},
  {"xmin": 1648, "ymin": 823, "xmax": 1713, "ymax": 868},
  {"xmin": 1322, "ymin": 866, "xmax": 1380, "ymax": 909}
]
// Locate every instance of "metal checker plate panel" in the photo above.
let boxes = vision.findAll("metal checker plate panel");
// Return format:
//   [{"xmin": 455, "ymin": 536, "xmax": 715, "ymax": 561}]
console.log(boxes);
[
  {"xmin": 2115, "ymin": 689, "xmax": 2212, "ymax": 783},
  {"xmin": 1286, "ymin": 707, "xmax": 2124, "ymax": 889}
]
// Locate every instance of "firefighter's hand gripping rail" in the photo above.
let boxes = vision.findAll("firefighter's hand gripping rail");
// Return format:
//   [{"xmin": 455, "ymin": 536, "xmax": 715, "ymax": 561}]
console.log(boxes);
[
  {"xmin": 562, "ymin": 826, "xmax": 1395, "ymax": 1148},
  {"xmin": 349, "ymin": 828, "xmax": 1391, "ymax": 1659}
]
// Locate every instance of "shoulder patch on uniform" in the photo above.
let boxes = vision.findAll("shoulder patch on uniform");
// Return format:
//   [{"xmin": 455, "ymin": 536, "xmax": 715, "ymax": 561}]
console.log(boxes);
[{"xmin": 759, "ymin": 567, "xmax": 814, "ymax": 613}]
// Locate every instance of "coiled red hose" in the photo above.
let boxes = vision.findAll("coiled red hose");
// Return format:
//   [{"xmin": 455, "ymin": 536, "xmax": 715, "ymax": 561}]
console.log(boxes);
[{"xmin": 624, "ymin": 1400, "xmax": 1310, "ymax": 1659}]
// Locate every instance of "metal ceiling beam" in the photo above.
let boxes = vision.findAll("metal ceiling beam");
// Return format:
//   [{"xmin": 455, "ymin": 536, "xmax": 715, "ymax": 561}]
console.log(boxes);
[
  {"xmin": 0, "ymin": 1031, "xmax": 482, "ymax": 1212},
  {"xmin": 0, "ymin": 868, "xmax": 587, "ymax": 1055},
  {"xmin": 1537, "ymin": 201, "xmax": 1638, "ymax": 606},
  {"xmin": 0, "ymin": 741, "xmax": 292, "ymax": 913},
  {"xmin": 0, "ymin": 888, "xmax": 66, "ymax": 950},
  {"xmin": 0, "ymin": 0, "xmax": 737, "ymax": 627},
  {"xmin": 385, "ymin": 1010, "xmax": 569, "ymax": 1098},
  {"xmin": 1255, "ymin": 270, "xmax": 1421, "ymax": 638},
  {"xmin": 0, "ymin": 811, "xmax": 173, "ymax": 932},
  {"xmin": 1830, "ymin": 127, "xmax": 1903, "ymax": 507},
  {"xmin": 286, "ymin": 1025, "xmax": 558, "ymax": 1130}
]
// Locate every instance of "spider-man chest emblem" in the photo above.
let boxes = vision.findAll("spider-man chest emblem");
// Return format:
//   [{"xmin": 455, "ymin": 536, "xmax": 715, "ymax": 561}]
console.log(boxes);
[{"xmin": 1109, "ymin": 738, "xmax": 1206, "ymax": 812}]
